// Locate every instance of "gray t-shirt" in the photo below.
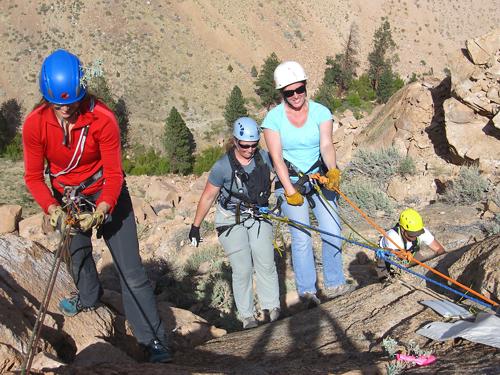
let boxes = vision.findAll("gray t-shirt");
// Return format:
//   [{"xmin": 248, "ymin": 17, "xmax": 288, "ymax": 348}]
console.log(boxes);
[{"xmin": 209, "ymin": 149, "xmax": 272, "ymax": 208}]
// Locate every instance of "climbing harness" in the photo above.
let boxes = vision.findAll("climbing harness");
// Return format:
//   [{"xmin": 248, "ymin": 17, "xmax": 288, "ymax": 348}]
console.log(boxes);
[
  {"xmin": 275, "ymin": 157, "xmax": 326, "ymax": 209},
  {"xmin": 48, "ymin": 97, "xmax": 96, "ymax": 178},
  {"xmin": 220, "ymin": 148, "xmax": 271, "ymax": 223}
]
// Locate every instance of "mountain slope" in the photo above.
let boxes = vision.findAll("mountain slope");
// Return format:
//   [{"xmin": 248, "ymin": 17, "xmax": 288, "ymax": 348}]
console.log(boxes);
[{"xmin": 1, "ymin": 0, "xmax": 499, "ymax": 145}]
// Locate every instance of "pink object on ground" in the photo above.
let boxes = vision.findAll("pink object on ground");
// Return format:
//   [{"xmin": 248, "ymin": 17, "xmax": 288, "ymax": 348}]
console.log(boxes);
[{"xmin": 396, "ymin": 353, "xmax": 437, "ymax": 366}]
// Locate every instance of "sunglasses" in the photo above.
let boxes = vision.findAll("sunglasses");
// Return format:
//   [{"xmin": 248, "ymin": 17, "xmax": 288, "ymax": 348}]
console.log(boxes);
[
  {"xmin": 282, "ymin": 85, "xmax": 306, "ymax": 98},
  {"xmin": 237, "ymin": 141, "xmax": 259, "ymax": 149}
]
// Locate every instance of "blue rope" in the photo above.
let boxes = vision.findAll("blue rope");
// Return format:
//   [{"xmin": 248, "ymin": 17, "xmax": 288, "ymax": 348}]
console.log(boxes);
[
  {"xmin": 259, "ymin": 207, "xmax": 495, "ymax": 311},
  {"xmin": 379, "ymin": 252, "xmax": 494, "ymax": 310}
]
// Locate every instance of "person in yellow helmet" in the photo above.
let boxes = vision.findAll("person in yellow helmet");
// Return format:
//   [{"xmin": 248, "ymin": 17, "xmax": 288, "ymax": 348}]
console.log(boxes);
[{"xmin": 376, "ymin": 208, "xmax": 445, "ymax": 280}]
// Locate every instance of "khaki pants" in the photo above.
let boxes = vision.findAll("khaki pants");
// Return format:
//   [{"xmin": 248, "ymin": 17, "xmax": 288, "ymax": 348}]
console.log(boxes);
[{"xmin": 215, "ymin": 205, "xmax": 280, "ymax": 319}]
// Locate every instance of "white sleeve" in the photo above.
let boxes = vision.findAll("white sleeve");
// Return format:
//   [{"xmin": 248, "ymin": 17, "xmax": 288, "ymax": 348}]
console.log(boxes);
[
  {"xmin": 419, "ymin": 227, "xmax": 435, "ymax": 246},
  {"xmin": 380, "ymin": 229, "xmax": 404, "ymax": 250}
]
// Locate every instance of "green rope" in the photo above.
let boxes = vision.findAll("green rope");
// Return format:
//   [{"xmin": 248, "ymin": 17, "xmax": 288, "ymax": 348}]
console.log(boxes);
[{"xmin": 312, "ymin": 183, "xmax": 379, "ymax": 248}]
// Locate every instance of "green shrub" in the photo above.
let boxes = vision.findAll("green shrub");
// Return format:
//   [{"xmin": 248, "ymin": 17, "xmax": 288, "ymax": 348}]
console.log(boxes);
[
  {"xmin": 484, "ymin": 214, "xmax": 500, "ymax": 236},
  {"xmin": 193, "ymin": 146, "xmax": 225, "ymax": 175},
  {"xmin": 341, "ymin": 177, "xmax": 393, "ymax": 213},
  {"xmin": 185, "ymin": 245, "xmax": 224, "ymax": 274},
  {"xmin": 1, "ymin": 133, "xmax": 23, "ymax": 161},
  {"xmin": 346, "ymin": 91, "xmax": 362, "ymax": 107},
  {"xmin": 194, "ymin": 268, "xmax": 234, "ymax": 312},
  {"xmin": 443, "ymin": 166, "xmax": 488, "ymax": 204},
  {"xmin": 348, "ymin": 147, "xmax": 416, "ymax": 182},
  {"xmin": 350, "ymin": 74, "xmax": 376, "ymax": 101},
  {"xmin": 348, "ymin": 147, "xmax": 401, "ymax": 181},
  {"xmin": 398, "ymin": 156, "xmax": 416, "ymax": 176},
  {"xmin": 123, "ymin": 146, "xmax": 170, "ymax": 176}
]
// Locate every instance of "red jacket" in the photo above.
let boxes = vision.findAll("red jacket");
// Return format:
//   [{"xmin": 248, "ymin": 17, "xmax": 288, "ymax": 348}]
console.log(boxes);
[{"xmin": 22, "ymin": 98, "xmax": 124, "ymax": 213}]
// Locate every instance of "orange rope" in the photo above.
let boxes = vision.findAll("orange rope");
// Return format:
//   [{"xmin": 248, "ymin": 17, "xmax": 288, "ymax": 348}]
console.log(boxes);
[{"xmin": 332, "ymin": 185, "xmax": 498, "ymax": 308}]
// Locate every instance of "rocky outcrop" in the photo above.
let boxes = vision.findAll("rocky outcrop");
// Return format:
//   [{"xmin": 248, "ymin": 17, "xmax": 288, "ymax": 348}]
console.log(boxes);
[
  {"xmin": 50, "ymin": 235, "xmax": 500, "ymax": 374},
  {"xmin": 448, "ymin": 233, "xmax": 499, "ymax": 303},
  {"xmin": 0, "ymin": 235, "xmax": 116, "ymax": 371},
  {"xmin": 354, "ymin": 80, "xmax": 452, "ymax": 205},
  {"xmin": 0, "ymin": 205, "xmax": 22, "ymax": 234},
  {"xmin": 0, "ymin": 233, "xmax": 225, "ymax": 372},
  {"xmin": 446, "ymin": 28, "xmax": 500, "ymax": 170}
]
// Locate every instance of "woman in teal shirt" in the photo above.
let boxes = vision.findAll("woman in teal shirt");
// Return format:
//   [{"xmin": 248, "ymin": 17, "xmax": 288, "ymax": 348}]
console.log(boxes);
[{"xmin": 262, "ymin": 61, "xmax": 353, "ymax": 305}]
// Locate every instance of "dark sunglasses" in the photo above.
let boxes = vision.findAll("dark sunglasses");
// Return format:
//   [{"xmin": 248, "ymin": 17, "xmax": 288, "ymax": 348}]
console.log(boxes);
[
  {"xmin": 237, "ymin": 141, "xmax": 259, "ymax": 149},
  {"xmin": 282, "ymin": 85, "xmax": 306, "ymax": 98}
]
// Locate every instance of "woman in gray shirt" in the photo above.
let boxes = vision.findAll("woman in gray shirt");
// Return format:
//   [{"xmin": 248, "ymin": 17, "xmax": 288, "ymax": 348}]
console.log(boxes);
[{"xmin": 189, "ymin": 117, "xmax": 280, "ymax": 329}]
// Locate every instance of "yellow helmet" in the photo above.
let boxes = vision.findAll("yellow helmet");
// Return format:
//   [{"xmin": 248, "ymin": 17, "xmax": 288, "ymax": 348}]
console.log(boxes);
[{"xmin": 399, "ymin": 208, "xmax": 424, "ymax": 236}]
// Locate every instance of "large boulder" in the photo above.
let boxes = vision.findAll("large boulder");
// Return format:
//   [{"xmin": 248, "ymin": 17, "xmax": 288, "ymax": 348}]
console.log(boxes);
[
  {"xmin": 447, "ymin": 233, "xmax": 499, "ymax": 302},
  {"xmin": 436, "ymin": 28, "xmax": 500, "ymax": 170},
  {"xmin": 448, "ymin": 27, "xmax": 500, "ymax": 117},
  {"xmin": 0, "ymin": 235, "xmax": 116, "ymax": 365},
  {"xmin": 0, "ymin": 205, "xmax": 22, "ymax": 234}
]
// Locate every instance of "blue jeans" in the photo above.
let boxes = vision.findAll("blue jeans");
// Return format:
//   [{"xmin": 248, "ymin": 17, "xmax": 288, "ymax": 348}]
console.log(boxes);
[{"xmin": 276, "ymin": 185, "xmax": 345, "ymax": 295}]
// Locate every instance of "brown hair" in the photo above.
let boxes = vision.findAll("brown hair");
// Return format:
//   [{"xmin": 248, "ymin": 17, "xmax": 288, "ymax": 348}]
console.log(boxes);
[{"xmin": 33, "ymin": 93, "xmax": 98, "ymax": 111}]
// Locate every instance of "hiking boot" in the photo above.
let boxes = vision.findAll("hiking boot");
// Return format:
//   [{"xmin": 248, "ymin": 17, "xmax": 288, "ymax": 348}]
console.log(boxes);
[
  {"xmin": 147, "ymin": 339, "xmax": 173, "ymax": 363},
  {"xmin": 323, "ymin": 282, "xmax": 356, "ymax": 300},
  {"xmin": 242, "ymin": 316, "xmax": 258, "ymax": 329},
  {"xmin": 299, "ymin": 292, "xmax": 321, "ymax": 308},
  {"xmin": 58, "ymin": 293, "xmax": 98, "ymax": 317}
]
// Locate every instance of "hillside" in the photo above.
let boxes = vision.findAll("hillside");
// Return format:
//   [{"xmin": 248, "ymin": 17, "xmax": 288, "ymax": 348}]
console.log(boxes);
[{"xmin": 1, "ymin": 0, "xmax": 499, "ymax": 146}]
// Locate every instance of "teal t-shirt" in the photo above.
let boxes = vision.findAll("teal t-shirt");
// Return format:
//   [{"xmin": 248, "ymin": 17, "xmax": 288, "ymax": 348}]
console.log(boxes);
[{"xmin": 262, "ymin": 100, "xmax": 332, "ymax": 173}]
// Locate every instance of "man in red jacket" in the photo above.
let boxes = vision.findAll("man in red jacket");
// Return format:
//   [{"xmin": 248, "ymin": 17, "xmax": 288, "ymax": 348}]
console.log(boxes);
[{"xmin": 22, "ymin": 49, "xmax": 171, "ymax": 363}]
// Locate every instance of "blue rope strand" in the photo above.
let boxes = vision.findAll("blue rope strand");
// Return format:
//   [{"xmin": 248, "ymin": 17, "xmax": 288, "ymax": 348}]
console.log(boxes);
[
  {"xmin": 259, "ymin": 207, "xmax": 495, "ymax": 311},
  {"xmin": 380, "ymin": 253, "xmax": 494, "ymax": 310}
]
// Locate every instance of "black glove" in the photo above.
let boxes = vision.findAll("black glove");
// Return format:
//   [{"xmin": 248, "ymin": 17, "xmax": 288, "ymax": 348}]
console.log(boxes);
[
  {"xmin": 189, "ymin": 225, "xmax": 201, "ymax": 247},
  {"xmin": 293, "ymin": 174, "xmax": 310, "ymax": 195}
]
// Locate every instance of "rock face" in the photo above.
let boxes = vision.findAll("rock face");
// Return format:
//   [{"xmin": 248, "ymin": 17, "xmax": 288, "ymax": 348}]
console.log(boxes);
[
  {"xmin": 448, "ymin": 233, "xmax": 499, "ymax": 303},
  {"xmin": 0, "ymin": 233, "xmax": 226, "ymax": 373},
  {"xmin": 355, "ymin": 79, "xmax": 451, "ymax": 205},
  {"xmin": 0, "ymin": 235, "xmax": 116, "ymax": 371},
  {"xmin": 51, "ymin": 235, "xmax": 500, "ymax": 374},
  {"xmin": 0, "ymin": 205, "xmax": 22, "ymax": 234},
  {"xmin": 446, "ymin": 27, "xmax": 500, "ymax": 170}
]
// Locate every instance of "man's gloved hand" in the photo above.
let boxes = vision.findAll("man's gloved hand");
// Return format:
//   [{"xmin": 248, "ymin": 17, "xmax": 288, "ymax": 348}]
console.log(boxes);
[
  {"xmin": 285, "ymin": 191, "xmax": 304, "ymax": 206},
  {"xmin": 325, "ymin": 168, "xmax": 341, "ymax": 191},
  {"xmin": 77, "ymin": 211, "xmax": 105, "ymax": 232},
  {"xmin": 49, "ymin": 206, "xmax": 68, "ymax": 232},
  {"xmin": 189, "ymin": 225, "xmax": 202, "ymax": 247}
]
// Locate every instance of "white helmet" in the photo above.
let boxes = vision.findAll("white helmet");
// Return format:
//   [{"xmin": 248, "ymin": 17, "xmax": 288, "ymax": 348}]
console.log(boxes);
[{"xmin": 274, "ymin": 61, "xmax": 308, "ymax": 89}]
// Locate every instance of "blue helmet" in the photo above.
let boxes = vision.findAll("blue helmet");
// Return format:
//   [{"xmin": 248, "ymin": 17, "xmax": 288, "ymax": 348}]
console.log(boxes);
[
  {"xmin": 39, "ymin": 49, "xmax": 86, "ymax": 105},
  {"xmin": 233, "ymin": 117, "xmax": 260, "ymax": 142}
]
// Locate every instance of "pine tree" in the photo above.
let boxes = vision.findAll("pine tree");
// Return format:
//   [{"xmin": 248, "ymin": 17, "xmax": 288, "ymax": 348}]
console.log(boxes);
[
  {"xmin": 319, "ymin": 23, "xmax": 359, "ymax": 98},
  {"xmin": 88, "ymin": 76, "xmax": 130, "ymax": 149},
  {"xmin": 377, "ymin": 67, "xmax": 404, "ymax": 103},
  {"xmin": 340, "ymin": 22, "xmax": 360, "ymax": 92},
  {"xmin": 367, "ymin": 19, "xmax": 397, "ymax": 93},
  {"xmin": 224, "ymin": 86, "xmax": 248, "ymax": 130},
  {"xmin": 164, "ymin": 107, "xmax": 195, "ymax": 175},
  {"xmin": 0, "ymin": 98, "xmax": 22, "ymax": 155},
  {"xmin": 255, "ymin": 52, "xmax": 281, "ymax": 110},
  {"xmin": 0, "ymin": 111, "xmax": 8, "ymax": 153},
  {"xmin": 114, "ymin": 98, "xmax": 129, "ymax": 149}
]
